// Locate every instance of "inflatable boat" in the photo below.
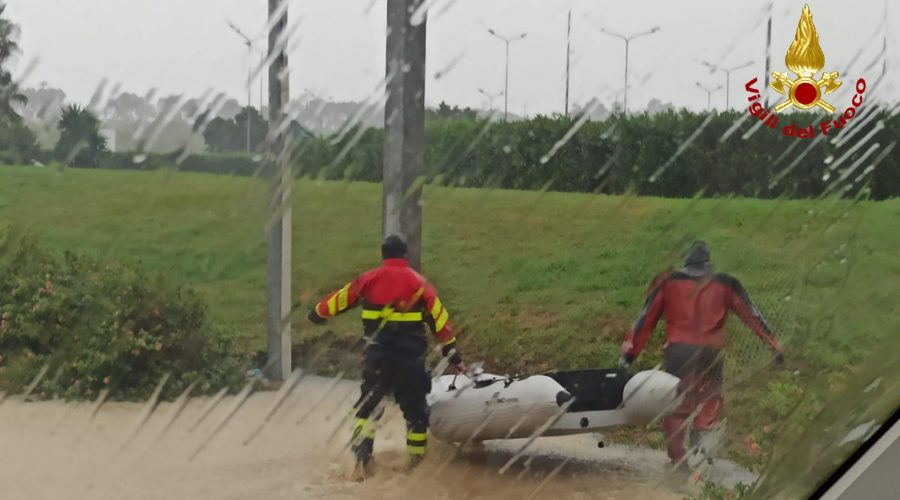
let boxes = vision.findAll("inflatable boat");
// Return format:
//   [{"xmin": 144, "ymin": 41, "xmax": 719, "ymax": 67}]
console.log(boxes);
[{"xmin": 427, "ymin": 368, "xmax": 680, "ymax": 443}]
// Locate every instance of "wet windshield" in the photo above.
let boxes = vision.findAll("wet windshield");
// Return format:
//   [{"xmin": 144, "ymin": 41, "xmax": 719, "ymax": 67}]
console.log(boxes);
[{"xmin": 0, "ymin": 1, "xmax": 897, "ymax": 498}]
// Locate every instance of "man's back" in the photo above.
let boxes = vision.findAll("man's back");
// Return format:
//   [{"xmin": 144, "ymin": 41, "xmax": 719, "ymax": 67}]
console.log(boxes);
[
  {"xmin": 356, "ymin": 258, "xmax": 428, "ymax": 311},
  {"xmin": 623, "ymin": 268, "xmax": 781, "ymax": 359},
  {"xmin": 660, "ymin": 272, "xmax": 736, "ymax": 349}
]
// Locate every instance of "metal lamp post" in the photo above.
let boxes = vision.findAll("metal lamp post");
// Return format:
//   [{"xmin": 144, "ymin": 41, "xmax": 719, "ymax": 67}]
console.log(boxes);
[
  {"xmin": 701, "ymin": 60, "xmax": 755, "ymax": 110},
  {"xmin": 598, "ymin": 25, "xmax": 660, "ymax": 114},
  {"xmin": 478, "ymin": 88, "xmax": 504, "ymax": 115},
  {"xmin": 228, "ymin": 22, "xmax": 264, "ymax": 152},
  {"xmin": 695, "ymin": 82, "xmax": 724, "ymax": 111},
  {"xmin": 487, "ymin": 29, "xmax": 527, "ymax": 122}
]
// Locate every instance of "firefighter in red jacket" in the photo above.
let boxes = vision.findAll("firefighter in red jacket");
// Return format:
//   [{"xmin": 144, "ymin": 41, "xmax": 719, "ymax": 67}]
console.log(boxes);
[
  {"xmin": 307, "ymin": 235, "xmax": 465, "ymax": 472},
  {"xmin": 619, "ymin": 241, "xmax": 784, "ymax": 470}
]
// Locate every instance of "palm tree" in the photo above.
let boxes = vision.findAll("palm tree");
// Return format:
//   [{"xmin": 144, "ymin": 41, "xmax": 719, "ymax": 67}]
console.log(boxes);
[
  {"xmin": 0, "ymin": 2, "xmax": 26, "ymax": 122},
  {"xmin": 55, "ymin": 104, "xmax": 108, "ymax": 167}
]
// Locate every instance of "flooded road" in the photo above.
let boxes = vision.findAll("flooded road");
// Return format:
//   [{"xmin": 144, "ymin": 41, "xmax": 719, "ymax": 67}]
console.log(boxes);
[{"xmin": 0, "ymin": 375, "xmax": 754, "ymax": 499}]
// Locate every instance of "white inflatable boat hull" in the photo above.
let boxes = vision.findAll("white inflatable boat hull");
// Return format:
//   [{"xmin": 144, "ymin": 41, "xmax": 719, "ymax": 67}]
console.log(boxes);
[
  {"xmin": 428, "ymin": 369, "xmax": 680, "ymax": 443},
  {"xmin": 428, "ymin": 373, "xmax": 568, "ymax": 442}
]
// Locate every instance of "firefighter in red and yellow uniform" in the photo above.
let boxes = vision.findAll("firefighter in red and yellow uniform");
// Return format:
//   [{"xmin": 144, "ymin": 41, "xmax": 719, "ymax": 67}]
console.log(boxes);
[
  {"xmin": 307, "ymin": 234, "xmax": 465, "ymax": 472},
  {"xmin": 619, "ymin": 241, "xmax": 784, "ymax": 472}
]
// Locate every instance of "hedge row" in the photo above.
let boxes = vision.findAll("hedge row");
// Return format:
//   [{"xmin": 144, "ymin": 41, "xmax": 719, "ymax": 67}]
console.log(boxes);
[
  {"xmin": 56, "ymin": 109, "xmax": 900, "ymax": 200},
  {"xmin": 94, "ymin": 151, "xmax": 263, "ymax": 177},
  {"xmin": 298, "ymin": 110, "xmax": 900, "ymax": 200}
]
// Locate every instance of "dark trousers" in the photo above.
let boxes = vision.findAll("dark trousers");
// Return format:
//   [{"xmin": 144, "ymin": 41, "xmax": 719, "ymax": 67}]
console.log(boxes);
[
  {"xmin": 661, "ymin": 343, "xmax": 725, "ymax": 462},
  {"xmin": 352, "ymin": 333, "xmax": 431, "ymax": 460}
]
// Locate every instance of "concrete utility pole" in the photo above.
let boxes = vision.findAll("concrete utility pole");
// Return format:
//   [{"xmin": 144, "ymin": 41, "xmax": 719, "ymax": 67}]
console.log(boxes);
[
  {"xmin": 764, "ymin": 4, "xmax": 773, "ymax": 108},
  {"xmin": 384, "ymin": 0, "xmax": 427, "ymax": 271},
  {"xmin": 487, "ymin": 28, "xmax": 527, "ymax": 122},
  {"xmin": 598, "ymin": 25, "xmax": 660, "ymax": 115},
  {"xmin": 265, "ymin": 0, "xmax": 291, "ymax": 381},
  {"xmin": 565, "ymin": 10, "xmax": 572, "ymax": 117},
  {"xmin": 257, "ymin": 48, "xmax": 265, "ymax": 113}
]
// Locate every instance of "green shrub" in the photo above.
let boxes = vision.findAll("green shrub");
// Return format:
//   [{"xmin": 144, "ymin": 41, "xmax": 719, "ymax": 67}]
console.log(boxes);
[
  {"xmin": 96, "ymin": 151, "xmax": 173, "ymax": 170},
  {"xmin": 179, "ymin": 152, "xmax": 261, "ymax": 176},
  {"xmin": 94, "ymin": 151, "xmax": 261, "ymax": 177},
  {"xmin": 0, "ymin": 235, "xmax": 244, "ymax": 400},
  {"xmin": 686, "ymin": 481, "xmax": 752, "ymax": 500},
  {"xmin": 0, "ymin": 122, "xmax": 40, "ymax": 163}
]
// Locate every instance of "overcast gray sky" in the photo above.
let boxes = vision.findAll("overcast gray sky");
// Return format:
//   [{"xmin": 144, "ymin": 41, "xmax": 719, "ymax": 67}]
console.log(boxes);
[{"xmin": 7, "ymin": 0, "xmax": 898, "ymax": 115}]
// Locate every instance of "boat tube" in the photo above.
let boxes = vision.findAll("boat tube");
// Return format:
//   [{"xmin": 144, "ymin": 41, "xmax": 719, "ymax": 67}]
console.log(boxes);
[{"xmin": 427, "ymin": 368, "xmax": 681, "ymax": 443}]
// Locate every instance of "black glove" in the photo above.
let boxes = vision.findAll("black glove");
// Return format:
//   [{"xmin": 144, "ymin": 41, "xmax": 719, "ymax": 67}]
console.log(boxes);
[
  {"xmin": 307, "ymin": 309, "xmax": 327, "ymax": 325},
  {"xmin": 441, "ymin": 342, "xmax": 463, "ymax": 367},
  {"xmin": 618, "ymin": 353, "xmax": 634, "ymax": 371}
]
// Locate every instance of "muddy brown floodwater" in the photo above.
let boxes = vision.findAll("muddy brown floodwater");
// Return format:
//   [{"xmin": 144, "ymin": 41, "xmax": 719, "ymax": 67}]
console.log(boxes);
[{"xmin": 0, "ymin": 375, "xmax": 755, "ymax": 499}]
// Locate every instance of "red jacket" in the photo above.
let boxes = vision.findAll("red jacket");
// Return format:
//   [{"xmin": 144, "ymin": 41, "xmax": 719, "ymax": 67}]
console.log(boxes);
[
  {"xmin": 622, "ymin": 269, "xmax": 783, "ymax": 359},
  {"xmin": 313, "ymin": 258, "xmax": 455, "ymax": 345}
]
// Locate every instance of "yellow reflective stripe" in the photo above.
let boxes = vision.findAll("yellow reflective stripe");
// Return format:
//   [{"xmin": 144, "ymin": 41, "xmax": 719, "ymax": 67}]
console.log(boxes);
[
  {"xmin": 336, "ymin": 284, "xmax": 350, "ymax": 311},
  {"xmin": 442, "ymin": 337, "xmax": 457, "ymax": 347},
  {"xmin": 407, "ymin": 431, "xmax": 427, "ymax": 442},
  {"xmin": 360, "ymin": 310, "xmax": 423, "ymax": 321},
  {"xmin": 434, "ymin": 309, "xmax": 449, "ymax": 331},
  {"xmin": 407, "ymin": 430, "xmax": 427, "ymax": 454},
  {"xmin": 353, "ymin": 418, "xmax": 376, "ymax": 439},
  {"xmin": 430, "ymin": 297, "xmax": 444, "ymax": 319},
  {"xmin": 393, "ymin": 312, "xmax": 423, "ymax": 321},
  {"xmin": 326, "ymin": 295, "xmax": 338, "ymax": 315}
]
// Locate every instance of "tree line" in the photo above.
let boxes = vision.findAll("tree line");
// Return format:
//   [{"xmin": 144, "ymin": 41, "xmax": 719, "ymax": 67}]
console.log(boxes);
[
  {"xmin": 294, "ymin": 110, "xmax": 899, "ymax": 200},
  {"xmin": 3, "ymin": 3, "xmax": 896, "ymax": 200}
]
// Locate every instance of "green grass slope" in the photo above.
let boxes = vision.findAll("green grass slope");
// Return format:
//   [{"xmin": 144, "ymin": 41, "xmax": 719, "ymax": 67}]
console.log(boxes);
[
  {"xmin": 2, "ymin": 165, "xmax": 899, "ymax": 465},
  {"xmin": 1, "ymin": 166, "xmax": 897, "ymax": 371}
]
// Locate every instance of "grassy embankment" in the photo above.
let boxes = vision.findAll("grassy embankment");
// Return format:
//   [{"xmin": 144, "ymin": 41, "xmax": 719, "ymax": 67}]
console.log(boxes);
[{"xmin": 2, "ymin": 165, "xmax": 898, "ymax": 465}]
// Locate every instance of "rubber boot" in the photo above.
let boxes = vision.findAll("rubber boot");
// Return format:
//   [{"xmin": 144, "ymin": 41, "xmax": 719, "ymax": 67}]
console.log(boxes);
[
  {"xmin": 405, "ymin": 429, "xmax": 427, "ymax": 471},
  {"xmin": 694, "ymin": 419, "xmax": 726, "ymax": 467},
  {"xmin": 351, "ymin": 417, "xmax": 376, "ymax": 481}
]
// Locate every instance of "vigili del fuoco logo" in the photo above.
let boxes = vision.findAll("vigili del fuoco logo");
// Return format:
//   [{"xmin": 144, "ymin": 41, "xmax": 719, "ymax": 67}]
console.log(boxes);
[{"xmin": 744, "ymin": 4, "xmax": 866, "ymax": 139}]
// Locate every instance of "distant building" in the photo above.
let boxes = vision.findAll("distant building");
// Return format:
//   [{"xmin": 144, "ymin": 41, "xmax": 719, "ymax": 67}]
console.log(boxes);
[{"xmin": 100, "ymin": 128, "xmax": 116, "ymax": 152}]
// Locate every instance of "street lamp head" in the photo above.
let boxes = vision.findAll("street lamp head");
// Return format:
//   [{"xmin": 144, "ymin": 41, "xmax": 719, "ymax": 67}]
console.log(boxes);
[
  {"xmin": 598, "ymin": 26, "xmax": 622, "ymax": 39},
  {"xmin": 488, "ymin": 28, "xmax": 497, "ymax": 35},
  {"xmin": 650, "ymin": 26, "xmax": 661, "ymax": 33},
  {"xmin": 227, "ymin": 21, "xmax": 252, "ymax": 43}
]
